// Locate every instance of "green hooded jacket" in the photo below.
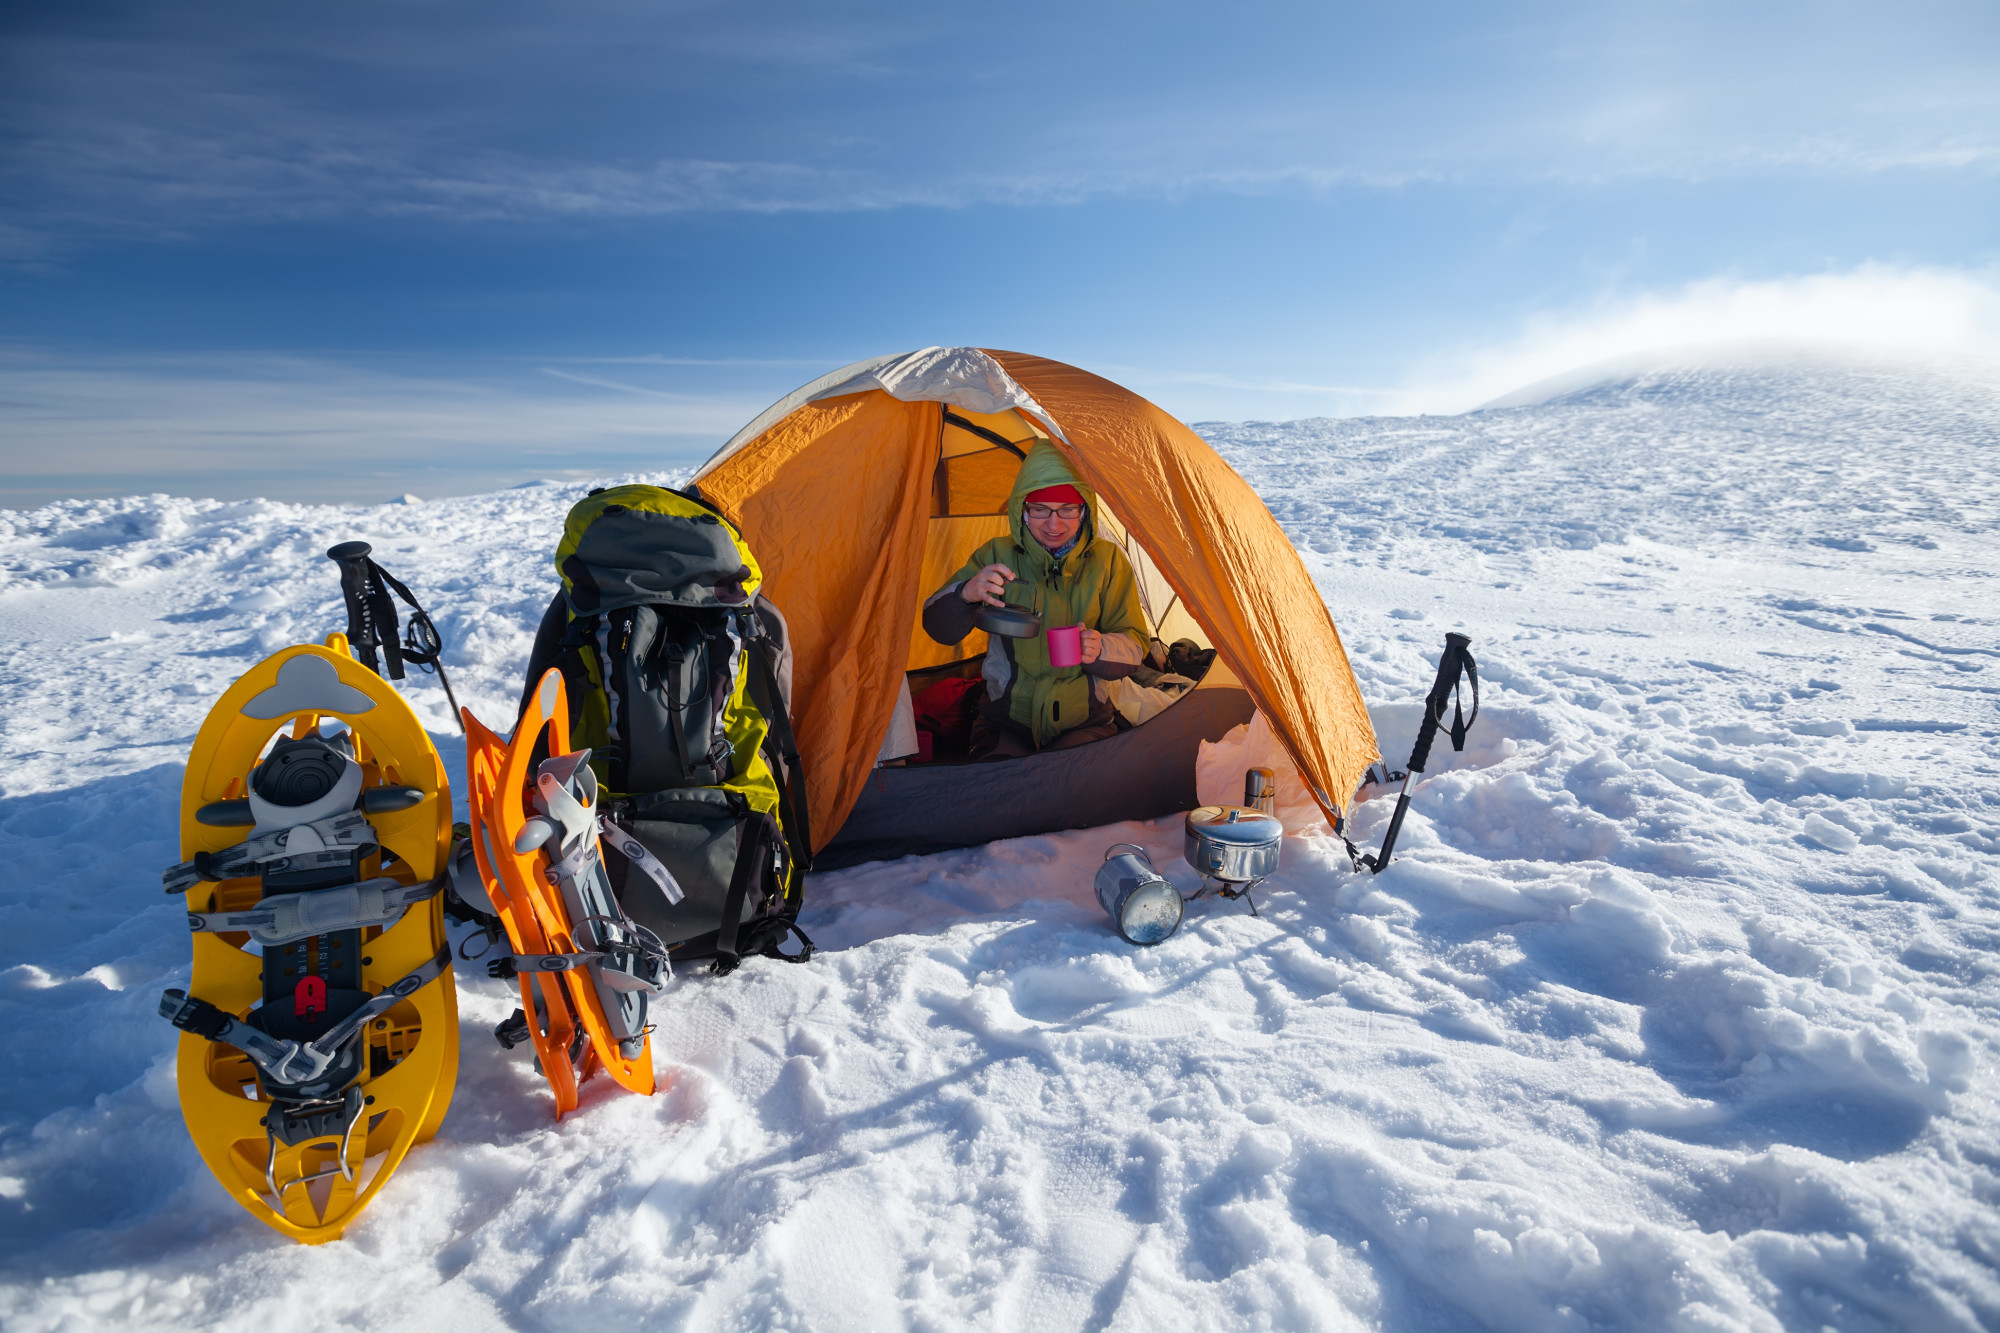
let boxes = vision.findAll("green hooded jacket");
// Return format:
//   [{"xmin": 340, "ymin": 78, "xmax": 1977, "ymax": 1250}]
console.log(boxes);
[{"xmin": 927, "ymin": 442, "xmax": 1151, "ymax": 747}]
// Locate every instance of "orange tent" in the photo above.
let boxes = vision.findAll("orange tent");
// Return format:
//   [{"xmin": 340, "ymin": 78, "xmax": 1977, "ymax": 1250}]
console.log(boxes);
[{"xmin": 692, "ymin": 348, "xmax": 1379, "ymax": 856}]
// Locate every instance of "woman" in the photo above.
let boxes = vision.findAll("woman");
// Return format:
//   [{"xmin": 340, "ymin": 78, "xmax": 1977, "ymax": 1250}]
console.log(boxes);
[{"xmin": 922, "ymin": 442, "xmax": 1150, "ymax": 758}]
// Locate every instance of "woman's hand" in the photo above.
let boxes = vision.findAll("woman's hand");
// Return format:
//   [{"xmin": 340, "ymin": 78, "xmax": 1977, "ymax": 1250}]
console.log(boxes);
[
  {"xmin": 1079, "ymin": 628, "xmax": 1103, "ymax": 664},
  {"xmin": 959, "ymin": 563, "xmax": 1018, "ymax": 607}
]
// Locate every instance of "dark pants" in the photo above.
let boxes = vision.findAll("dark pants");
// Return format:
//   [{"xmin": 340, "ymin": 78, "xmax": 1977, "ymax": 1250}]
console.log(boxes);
[{"xmin": 969, "ymin": 711, "xmax": 1120, "ymax": 760}]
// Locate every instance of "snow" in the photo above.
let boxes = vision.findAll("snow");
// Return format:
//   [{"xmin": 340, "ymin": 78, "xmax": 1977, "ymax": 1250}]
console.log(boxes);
[{"xmin": 2, "ymin": 349, "xmax": 1997, "ymax": 1330}]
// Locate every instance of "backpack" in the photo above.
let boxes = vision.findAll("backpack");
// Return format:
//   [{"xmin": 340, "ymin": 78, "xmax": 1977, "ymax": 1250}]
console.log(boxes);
[{"xmin": 519, "ymin": 484, "xmax": 813, "ymax": 973}]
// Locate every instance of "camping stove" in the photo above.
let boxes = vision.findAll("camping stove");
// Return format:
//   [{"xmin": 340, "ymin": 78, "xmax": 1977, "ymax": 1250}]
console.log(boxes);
[{"xmin": 1183, "ymin": 804, "xmax": 1282, "ymax": 914}]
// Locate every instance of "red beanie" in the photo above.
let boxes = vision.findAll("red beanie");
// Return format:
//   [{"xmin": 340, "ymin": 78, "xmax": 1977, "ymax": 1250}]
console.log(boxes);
[{"xmin": 1024, "ymin": 484, "xmax": 1084, "ymax": 506}]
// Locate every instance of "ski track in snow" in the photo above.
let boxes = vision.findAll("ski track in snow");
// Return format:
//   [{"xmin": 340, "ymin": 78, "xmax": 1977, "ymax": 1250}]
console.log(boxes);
[{"xmin": 0, "ymin": 355, "xmax": 1997, "ymax": 1331}]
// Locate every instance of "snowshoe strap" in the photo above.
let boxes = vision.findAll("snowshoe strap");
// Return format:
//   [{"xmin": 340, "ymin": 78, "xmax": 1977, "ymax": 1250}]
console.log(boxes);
[
  {"xmin": 158, "ymin": 942, "xmax": 451, "ymax": 1089},
  {"xmin": 597, "ymin": 816, "xmax": 685, "ymax": 905},
  {"xmin": 493, "ymin": 1007, "xmax": 532, "ymax": 1049},
  {"xmin": 535, "ymin": 767, "xmax": 596, "ymax": 847},
  {"xmin": 494, "ymin": 939, "xmax": 667, "ymax": 993},
  {"xmin": 582, "ymin": 909, "xmax": 673, "ymax": 992},
  {"xmin": 186, "ymin": 873, "xmax": 444, "ymax": 948},
  {"xmin": 543, "ymin": 838, "xmax": 599, "ymax": 889},
  {"xmin": 162, "ymin": 810, "xmax": 379, "ymax": 894},
  {"xmin": 490, "ymin": 951, "xmax": 601, "ymax": 976}
]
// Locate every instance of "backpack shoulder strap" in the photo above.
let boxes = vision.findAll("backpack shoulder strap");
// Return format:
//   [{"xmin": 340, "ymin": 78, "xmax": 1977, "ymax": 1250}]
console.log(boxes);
[{"xmin": 518, "ymin": 591, "xmax": 570, "ymax": 720}]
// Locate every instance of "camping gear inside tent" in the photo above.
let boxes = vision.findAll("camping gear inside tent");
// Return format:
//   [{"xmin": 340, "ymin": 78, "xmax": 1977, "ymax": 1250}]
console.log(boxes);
[{"xmin": 688, "ymin": 348, "xmax": 1380, "ymax": 869}]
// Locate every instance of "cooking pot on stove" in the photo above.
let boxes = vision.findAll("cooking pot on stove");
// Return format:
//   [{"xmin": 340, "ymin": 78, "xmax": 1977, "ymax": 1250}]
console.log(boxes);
[{"xmin": 1183, "ymin": 804, "xmax": 1283, "ymax": 884}]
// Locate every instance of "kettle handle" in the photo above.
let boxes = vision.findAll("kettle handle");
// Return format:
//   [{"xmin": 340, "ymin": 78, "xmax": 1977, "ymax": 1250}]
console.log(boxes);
[{"xmin": 1103, "ymin": 843, "xmax": 1152, "ymax": 866}]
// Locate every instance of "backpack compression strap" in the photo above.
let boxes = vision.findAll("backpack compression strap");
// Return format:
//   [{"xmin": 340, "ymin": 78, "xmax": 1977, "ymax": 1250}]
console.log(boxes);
[
  {"xmin": 710, "ymin": 812, "xmax": 815, "ymax": 975},
  {"xmin": 710, "ymin": 812, "xmax": 767, "ymax": 975},
  {"xmin": 747, "ymin": 632, "xmax": 812, "ymax": 873}
]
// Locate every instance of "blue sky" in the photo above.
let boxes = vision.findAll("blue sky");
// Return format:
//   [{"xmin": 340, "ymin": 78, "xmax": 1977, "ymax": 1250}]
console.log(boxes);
[{"xmin": 2, "ymin": 0, "xmax": 1996, "ymax": 504}]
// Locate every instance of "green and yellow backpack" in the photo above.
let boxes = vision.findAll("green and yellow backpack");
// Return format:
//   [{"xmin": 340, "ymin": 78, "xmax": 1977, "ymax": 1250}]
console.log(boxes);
[{"xmin": 519, "ymin": 484, "xmax": 812, "ymax": 973}]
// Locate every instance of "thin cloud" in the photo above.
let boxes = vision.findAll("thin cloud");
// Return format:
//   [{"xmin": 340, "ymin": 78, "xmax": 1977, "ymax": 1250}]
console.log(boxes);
[
  {"xmin": 549, "ymin": 355, "xmax": 843, "ymax": 368},
  {"xmin": 4, "ymin": 2, "xmax": 1995, "ymax": 249},
  {"xmin": 1088, "ymin": 364, "xmax": 1399, "ymax": 401},
  {"xmin": 0, "ymin": 352, "xmax": 765, "ymax": 506},
  {"xmin": 1103, "ymin": 265, "xmax": 2000, "ymax": 425},
  {"xmin": 535, "ymin": 366, "xmax": 732, "ymax": 400}
]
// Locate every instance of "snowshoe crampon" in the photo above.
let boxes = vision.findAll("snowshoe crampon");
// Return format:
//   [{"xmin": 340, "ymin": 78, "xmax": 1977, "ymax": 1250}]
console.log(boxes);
[
  {"xmin": 163, "ymin": 642, "xmax": 458, "ymax": 1244},
  {"xmin": 460, "ymin": 668, "xmax": 670, "ymax": 1114}
]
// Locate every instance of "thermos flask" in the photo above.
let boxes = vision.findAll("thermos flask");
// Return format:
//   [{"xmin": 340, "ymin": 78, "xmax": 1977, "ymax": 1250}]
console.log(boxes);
[{"xmin": 1244, "ymin": 767, "xmax": 1277, "ymax": 815}]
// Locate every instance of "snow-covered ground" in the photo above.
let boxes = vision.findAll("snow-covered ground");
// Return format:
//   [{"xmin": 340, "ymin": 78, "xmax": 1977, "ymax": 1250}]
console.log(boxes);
[{"xmin": 2, "ymin": 349, "xmax": 1996, "ymax": 1331}]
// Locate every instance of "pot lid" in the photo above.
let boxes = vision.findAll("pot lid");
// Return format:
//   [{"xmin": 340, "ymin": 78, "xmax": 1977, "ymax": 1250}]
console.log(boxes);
[
  {"xmin": 1185, "ymin": 804, "xmax": 1283, "ymax": 844},
  {"xmin": 974, "ymin": 604, "xmax": 1042, "ymax": 638}
]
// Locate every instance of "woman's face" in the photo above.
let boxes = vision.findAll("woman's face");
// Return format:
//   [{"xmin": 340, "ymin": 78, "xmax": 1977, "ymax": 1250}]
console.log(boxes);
[{"xmin": 1023, "ymin": 501, "xmax": 1085, "ymax": 551}]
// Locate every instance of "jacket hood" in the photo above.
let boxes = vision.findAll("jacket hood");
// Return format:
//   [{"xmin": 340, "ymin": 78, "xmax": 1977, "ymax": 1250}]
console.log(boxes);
[{"xmin": 1007, "ymin": 441, "xmax": 1098, "ymax": 554}]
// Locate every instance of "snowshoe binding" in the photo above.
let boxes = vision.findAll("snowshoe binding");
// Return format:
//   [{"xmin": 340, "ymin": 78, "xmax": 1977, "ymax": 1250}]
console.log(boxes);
[
  {"xmin": 458, "ymin": 668, "xmax": 675, "ymax": 1113},
  {"xmin": 158, "ymin": 642, "xmax": 458, "ymax": 1244}
]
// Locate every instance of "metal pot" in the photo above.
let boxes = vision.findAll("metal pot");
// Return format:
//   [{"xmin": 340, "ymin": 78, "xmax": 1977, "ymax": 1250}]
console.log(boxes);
[
  {"xmin": 1094, "ymin": 844, "xmax": 1183, "ymax": 946},
  {"xmin": 974, "ymin": 604, "xmax": 1042, "ymax": 638},
  {"xmin": 1183, "ymin": 805, "xmax": 1283, "ymax": 884}
]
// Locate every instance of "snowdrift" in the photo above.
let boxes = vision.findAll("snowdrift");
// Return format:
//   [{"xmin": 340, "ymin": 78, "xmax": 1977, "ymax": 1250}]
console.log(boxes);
[{"xmin": 2, "ymin": 351, "xmax": 1997, "ymax": 1330}]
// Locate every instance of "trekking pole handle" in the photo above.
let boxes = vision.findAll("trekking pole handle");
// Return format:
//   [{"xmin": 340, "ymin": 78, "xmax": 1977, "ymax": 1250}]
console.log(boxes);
[
  {"xmin": 326, "ymin": 541, "xmax": 382, "ymax": 672},
  {"xmin": 1406, "ymin": 631, "xmax": 1474, "ymax": 775},
  {"xmin": 1367, "ymin": 632, "xmax": 1477, "ymax": 875}
]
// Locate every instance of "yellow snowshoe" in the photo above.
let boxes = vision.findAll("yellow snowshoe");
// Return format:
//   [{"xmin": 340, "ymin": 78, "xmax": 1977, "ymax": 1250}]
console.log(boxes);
[{"xmin": 158, "ymin": 642, "xmax": 458, "ymax": 1244}]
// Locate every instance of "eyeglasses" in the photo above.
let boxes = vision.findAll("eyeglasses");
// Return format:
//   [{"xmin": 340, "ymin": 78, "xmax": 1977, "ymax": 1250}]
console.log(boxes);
[{"xmin": 1023, "ymin": 503, "xmax": 1085, "ymax": 521}]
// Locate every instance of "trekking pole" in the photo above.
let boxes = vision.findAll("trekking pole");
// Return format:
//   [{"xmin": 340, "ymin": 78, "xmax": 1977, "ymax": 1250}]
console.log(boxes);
[
  {"xmin": 326, "ymin": 541, "xmax": 465, "ymax": 732},
  {"xmin": 1361, "ymin": 632, "xmax": 1478, "ymax": 873}
]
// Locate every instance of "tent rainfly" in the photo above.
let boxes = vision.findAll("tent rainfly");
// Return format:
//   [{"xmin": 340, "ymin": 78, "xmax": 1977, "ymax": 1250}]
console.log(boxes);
[{"xmin": 691, "ymin": 347, "xmax": 1380, "ymax": 866}]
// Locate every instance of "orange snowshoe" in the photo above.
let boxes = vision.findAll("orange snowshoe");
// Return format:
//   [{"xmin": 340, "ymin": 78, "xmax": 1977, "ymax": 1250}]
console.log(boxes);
[{"xmin": 456, "ymin": 668, "xmax": 677, "ymax": 1112}]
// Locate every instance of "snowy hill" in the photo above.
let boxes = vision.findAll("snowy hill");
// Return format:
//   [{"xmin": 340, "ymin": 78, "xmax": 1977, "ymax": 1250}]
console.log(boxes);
[{"xmin": 3, "ymin": 352, "xmax": 1997, "ymax": 1330}]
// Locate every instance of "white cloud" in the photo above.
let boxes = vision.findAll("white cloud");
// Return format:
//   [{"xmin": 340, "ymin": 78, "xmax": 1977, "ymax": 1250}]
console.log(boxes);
[
  {"xmin": 10, "ymin": 267, "xmax": 2000, "ymax": 510},
  {"xmin": 0, "ymin": 353, "xmax": 767, "ymax": 506},
  {"xmin": 1386, "ymin": 264, "xmax": 2000, "ymax": 414}
]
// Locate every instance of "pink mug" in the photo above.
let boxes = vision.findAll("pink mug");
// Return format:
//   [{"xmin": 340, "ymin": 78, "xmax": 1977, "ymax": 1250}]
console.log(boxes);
[{"xmin": 1046, "ymin": 624, "xmax": 1083, "ymax": 668}]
